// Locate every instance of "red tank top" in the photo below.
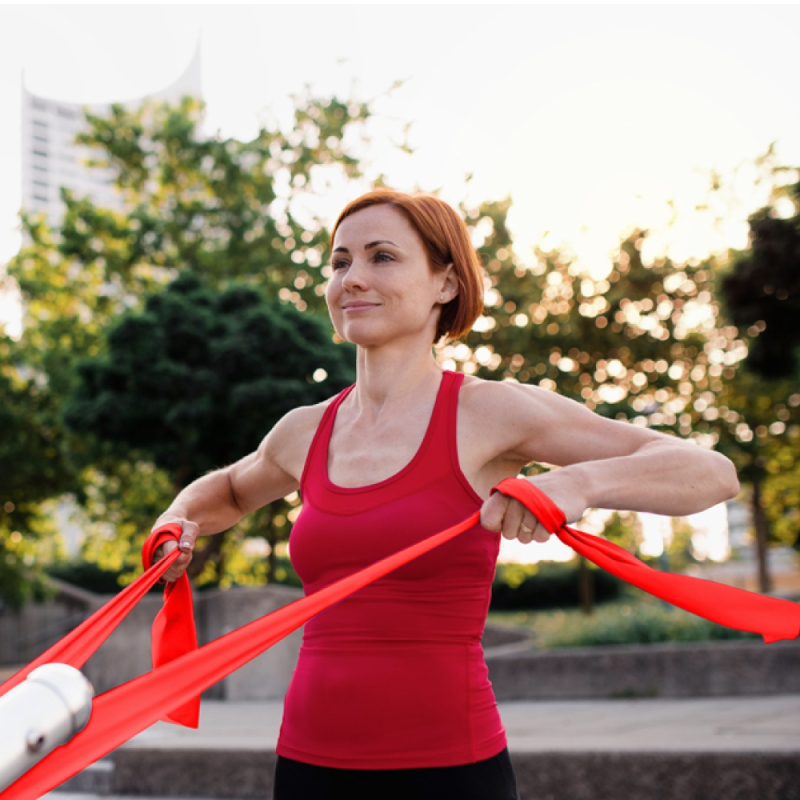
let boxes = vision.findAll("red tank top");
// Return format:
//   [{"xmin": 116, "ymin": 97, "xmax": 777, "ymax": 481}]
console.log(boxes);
[{"xmin": 276, "ymin": 370, "xmax": 506, "ymax": 769}]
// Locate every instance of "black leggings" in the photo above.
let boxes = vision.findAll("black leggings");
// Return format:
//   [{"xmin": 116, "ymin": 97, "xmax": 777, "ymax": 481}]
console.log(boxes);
[{"xmin": 273, "ymin": 748, "xmax": 519, "ymax": 800}]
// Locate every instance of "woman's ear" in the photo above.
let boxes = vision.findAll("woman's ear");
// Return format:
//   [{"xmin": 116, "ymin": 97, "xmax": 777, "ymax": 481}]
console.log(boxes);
[{"xmin": 440, "ymin": 263, "xmax": 459, "ymax": 302}]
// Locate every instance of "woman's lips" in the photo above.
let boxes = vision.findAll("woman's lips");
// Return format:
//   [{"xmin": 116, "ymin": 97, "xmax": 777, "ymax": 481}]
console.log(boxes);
[{"xmin": 342, "ymin": 303, "xmax": 379, "ymax": 312}]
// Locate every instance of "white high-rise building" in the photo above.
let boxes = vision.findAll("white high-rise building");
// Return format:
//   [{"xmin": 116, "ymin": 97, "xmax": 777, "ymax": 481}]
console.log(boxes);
[{"xmin": 21, "ymin": 43, "xmax": 202, "ymax": 229}]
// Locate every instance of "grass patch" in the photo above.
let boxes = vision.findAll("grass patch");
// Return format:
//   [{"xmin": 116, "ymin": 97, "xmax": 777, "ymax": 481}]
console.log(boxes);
[{"xmin": 488, "ymin": 590, "xmax": 762, "ymax": 649}]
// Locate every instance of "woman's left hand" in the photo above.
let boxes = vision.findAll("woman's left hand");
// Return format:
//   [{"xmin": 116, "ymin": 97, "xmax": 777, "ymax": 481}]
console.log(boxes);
[{"xmin": 480, "ymin": 471, "xmax": 587, "ymax": 544}]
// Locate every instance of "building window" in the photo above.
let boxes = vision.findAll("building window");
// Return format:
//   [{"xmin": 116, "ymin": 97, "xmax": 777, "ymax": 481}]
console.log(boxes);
[
  {"xmin": 33, "ymin": 165, "xmax": 48, "ymax": 172},
  {"xmin": 32, "ymin": 99, "xmax": 47, "ymax": 110},
  {"xmin": 32, "ymin": 179, "xmax": 48, "ymax": 187},
  {"xmin": 33, "ymin": 195, "xmax": 48, "ymax": 202},
  {"xmin": 33, "ymin": 149, "xmax": 48, "ymax": 157},
  {"xmin": 33, "ymin": 119, "xmax": 48, "ymax": 128},
  {"xmin": 33, "ymin": 135, "xmax": 48, "ymax": 144},
  {"xmin": 57, "ymin": 107, "xmax": 77, "ymax": 120}
]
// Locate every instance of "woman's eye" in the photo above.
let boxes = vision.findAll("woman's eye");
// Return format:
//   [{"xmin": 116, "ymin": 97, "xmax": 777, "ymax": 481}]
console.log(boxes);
[
  {"xmin": 331, "ymin": 260, "xmax": 348, "ymax": 270},
  {"xmin": 374, "ymin": 252, "xmax": 392, "ymax": 262}
]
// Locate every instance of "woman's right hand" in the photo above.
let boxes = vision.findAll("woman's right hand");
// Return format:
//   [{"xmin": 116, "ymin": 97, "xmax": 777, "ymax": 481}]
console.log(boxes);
[{"xmin": 151, "ymin": 520, "xmax": 200, "ymax": 582}]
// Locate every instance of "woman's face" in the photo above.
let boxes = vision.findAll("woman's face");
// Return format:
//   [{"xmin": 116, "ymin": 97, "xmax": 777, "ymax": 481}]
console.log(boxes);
[{"xmin": 326, "ymin": 205, "xmax": 455, "ymax": 348}]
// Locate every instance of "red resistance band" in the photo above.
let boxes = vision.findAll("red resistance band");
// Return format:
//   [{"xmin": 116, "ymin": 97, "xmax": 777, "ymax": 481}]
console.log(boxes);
[{"xmin": 2, "ymin": 480, "xmax": 799, "ymax": 800}]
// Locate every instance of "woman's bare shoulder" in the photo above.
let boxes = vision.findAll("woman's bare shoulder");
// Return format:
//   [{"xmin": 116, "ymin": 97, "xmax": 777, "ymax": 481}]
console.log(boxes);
[
  {"xmin": 458, "ymin": 375, "xmax": 553, "ymax": 419},
  {"xmin": 227, "ymin": 397, "xmax": 338, "ymax": 511},
  {"xmin": 456, "ymin": 375, "xmax": 586, "ymax": 467},
  {"xmin": 270, "ymin": 395, "xmax": 337, "ymax": 445},
  {"xmin": 458, "ymin": 373, "xmax": 669, "ymax": 468}
]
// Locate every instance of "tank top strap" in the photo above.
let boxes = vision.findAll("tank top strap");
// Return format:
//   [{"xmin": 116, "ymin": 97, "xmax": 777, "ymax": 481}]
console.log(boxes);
[
  {"xmin": 425, "ymin": 369, "xmax": 463, "ymax": 460},
  {"xmin": 300, "ymin": 383, "xmax": 355, "ymax": 500},
  {"xmin": 435, "ymin": 371, "xmax": 482, "ymax": 505}
]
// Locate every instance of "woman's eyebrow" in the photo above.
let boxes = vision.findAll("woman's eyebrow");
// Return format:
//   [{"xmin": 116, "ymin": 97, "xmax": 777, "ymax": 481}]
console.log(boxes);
[{"xmin": 332, "ymin": 239, "xmax": 398, "ymax": 254}]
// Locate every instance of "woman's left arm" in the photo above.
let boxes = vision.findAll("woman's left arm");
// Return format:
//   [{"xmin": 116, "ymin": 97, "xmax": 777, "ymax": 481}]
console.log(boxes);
[{"xmin": 478, "ymin": 382, "xmax": 740, "ymax": 543}]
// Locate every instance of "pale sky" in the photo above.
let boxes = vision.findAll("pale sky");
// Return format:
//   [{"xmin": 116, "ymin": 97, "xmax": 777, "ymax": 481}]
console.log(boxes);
[
  {"xmin": 2, "ymin": 4, "xmax": 800, "ymax": 271},
  {"xmin": 1, "ymin": 3, "xmax": 794, "ymax": 561}
]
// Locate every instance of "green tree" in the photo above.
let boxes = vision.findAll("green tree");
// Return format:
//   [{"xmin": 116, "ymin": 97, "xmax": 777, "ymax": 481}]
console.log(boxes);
[
  {"xmin": 64, "ymin": 273, "xmax": 355, "ymax": 583},
  {"xmin": 722, "ymin": 189, "xmax": 800, "ymax": 379},
  {"xmin": 0, "ymin": 335, "xmax": 71, "ymax": 607},
  {"xmin": 709, "ymin": 373, "xmax": 800, "ymax": 592},
  {"xmin": 443, "ymin": 198, "xmax": 719, "ymax": 441},
  {"xmin": 712, "ymin": 175, "xmax": 800, "ymax": 591},
  {"xmin": 442, "ymin": 176, "xmax": 798, "ymax": 598},
  {"xmin": 4, "ymin": 88, "xmax": 398, "ymax": 588}
]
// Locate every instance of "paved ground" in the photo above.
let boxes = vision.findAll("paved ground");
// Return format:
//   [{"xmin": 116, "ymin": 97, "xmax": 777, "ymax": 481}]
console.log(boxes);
[
  {"xmin": 48, "ymin": 796, "xmax": 209, "ymax": 800},
  {"xmin": 42, "ymin": 695, "xmax": 800, "ymax": 800},
  {"xmin": 113, "ymin": 694, "xmax": 800, "ymax": 752}
]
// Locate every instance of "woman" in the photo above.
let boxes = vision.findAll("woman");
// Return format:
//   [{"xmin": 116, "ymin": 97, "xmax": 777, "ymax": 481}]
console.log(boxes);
[{"xmin": 152, "ymin": 190, "xmax": 739, "ymax": 799}]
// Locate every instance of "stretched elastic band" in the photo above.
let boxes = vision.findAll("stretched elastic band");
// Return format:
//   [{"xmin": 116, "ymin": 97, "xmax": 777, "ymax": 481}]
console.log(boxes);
[
  {"xmin": 1, "ymin": 513, "xmax": 480, "ymax": 799},
  {"xmin": 0, "ymin": 545, "xmax": 183, "ymax": 700},
  {"xmin": 492, "ymin": 478, "xmax": 800, "ymax": 644},
  {"xmin": 3, "ymin": 480, "xmax": 799, "ymax": 799}
]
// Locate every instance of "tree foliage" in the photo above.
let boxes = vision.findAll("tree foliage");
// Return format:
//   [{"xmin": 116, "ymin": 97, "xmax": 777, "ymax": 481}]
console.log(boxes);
[
  {"xmin": 0, "ymin": 336, "xmax": 72, "ymax": 607},
  {"xmin": 64, "ymin": 273, "xmax": 355, "ymax": 486},
  {"xmin": 722, "ymin": 179, "xmax": 800, "ymax": 379},
  {"xmin": 3, "ymin": 89, "xmax": 383, "ymax": 590},
  {"xmin": 444, "ymin": 197, "xmax": 722, "ymax": 440},
  {"xmin": 441, "ymin": 170, "xmax": 800, "ymax": 591},
  {"xmin": 712, "ymin": 176, "xmax": 800, "ymax": 589}
]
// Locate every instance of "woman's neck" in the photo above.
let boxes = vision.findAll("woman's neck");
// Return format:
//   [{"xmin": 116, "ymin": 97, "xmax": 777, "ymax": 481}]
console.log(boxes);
[{"xmin": 351, "ymin": 341, "xmax": 443, "ymax": 420}]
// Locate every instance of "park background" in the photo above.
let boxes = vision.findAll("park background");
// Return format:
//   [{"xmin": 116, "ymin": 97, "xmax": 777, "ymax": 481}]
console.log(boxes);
[{"xmin": 1, "ymin": 3, "xmax": 799, "ymax": 651}]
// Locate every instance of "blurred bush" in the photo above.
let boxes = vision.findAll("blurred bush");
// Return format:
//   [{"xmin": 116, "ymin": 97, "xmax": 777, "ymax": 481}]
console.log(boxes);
[
  {"xmin": 489, "ymin": 594, "xmax": 761, "ymax": 648},
  {"xmin": 44, "ymin": 553, "xmax": 302, "ymax": 594},
  {"xmin": 490, "ymin": 560, "xmax": 622, "ymax": 611},
  {"xmin": 46, "ymin": 559, "xmax": 128, "ymax": 595}
]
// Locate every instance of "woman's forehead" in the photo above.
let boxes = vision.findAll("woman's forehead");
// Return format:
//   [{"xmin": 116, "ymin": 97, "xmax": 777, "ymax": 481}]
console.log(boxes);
[{"xmin": 333, "ymin": 205, "xmax": 418, "ymax": 249}]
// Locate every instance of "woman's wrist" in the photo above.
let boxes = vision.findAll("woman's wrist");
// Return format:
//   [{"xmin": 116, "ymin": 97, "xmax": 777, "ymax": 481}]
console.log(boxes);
[{"xmin": 526, "ymin": 466, "xmax": 591, "ymax": 525}]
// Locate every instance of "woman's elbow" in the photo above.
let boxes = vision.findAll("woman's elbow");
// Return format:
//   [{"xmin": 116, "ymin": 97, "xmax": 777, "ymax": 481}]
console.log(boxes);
[{"xmin": 713, "ymin": 452, "xmax": 740, "ymax": 503}]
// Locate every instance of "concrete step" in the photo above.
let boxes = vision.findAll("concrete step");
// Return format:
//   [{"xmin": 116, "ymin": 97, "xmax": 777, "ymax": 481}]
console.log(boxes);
[
  {"xmin": 42, "ymin": 695, "xmax": 800, "ymax": 800},
  {"xmin": 56, "ymin": 749, "xmax": 800, "ymax": 800},
  {"xmin": 487, "ymin": 639, "xmax": 800, "ymax": 700},
  {"xmin": 513, "ymin": 751, "xmax": 800, "ymax": 800},
  {"xmin": 56, "ymin": 760, "xmax": 114, "ymax": 795}
]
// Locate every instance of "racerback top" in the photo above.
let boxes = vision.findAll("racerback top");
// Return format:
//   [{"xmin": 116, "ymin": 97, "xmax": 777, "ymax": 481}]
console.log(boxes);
[{"xmin": 275, "ymin": 370, "xmax": 506, "ymax": 769}]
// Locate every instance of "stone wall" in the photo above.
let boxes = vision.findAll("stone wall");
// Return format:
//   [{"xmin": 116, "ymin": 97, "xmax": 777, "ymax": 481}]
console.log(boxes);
[
  {"xmin": 486, "ymin": 639, "xmax": 800, "ymax": 700},
  {"xmin": 7, "ymin": 583, "xmax": 799, "ymax": 703},
  {"xmin": 0, "ymin": 579, "xmax": 95, "ymax": 665},
  {"xmin": 194, "ymin": 584, "xmax": 304, "ymax": 700},
  {"xmin": 3, "ymin": 582, "xmax": 304, "ymax": 699}
]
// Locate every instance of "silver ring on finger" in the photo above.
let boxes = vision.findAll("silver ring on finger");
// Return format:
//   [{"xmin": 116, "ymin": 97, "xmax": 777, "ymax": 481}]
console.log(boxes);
[{"xmin": 520, "ymin": 523, "xmax": 534, "ymax": 535}]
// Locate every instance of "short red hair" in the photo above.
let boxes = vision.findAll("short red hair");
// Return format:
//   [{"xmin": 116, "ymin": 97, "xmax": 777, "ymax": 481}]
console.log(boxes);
[{"xmin": 330, "ymin": 190, "xmax": 484, "ymax": 343}]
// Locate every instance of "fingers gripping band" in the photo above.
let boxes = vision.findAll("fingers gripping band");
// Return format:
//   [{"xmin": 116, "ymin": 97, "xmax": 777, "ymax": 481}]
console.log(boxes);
[
  {"xmin": 140, "ymin": 523, "xmax": 200, "ymax": 728},
  {"xmin": 492, "ymin": 478, "xmax": 566, "ymax": 533}
]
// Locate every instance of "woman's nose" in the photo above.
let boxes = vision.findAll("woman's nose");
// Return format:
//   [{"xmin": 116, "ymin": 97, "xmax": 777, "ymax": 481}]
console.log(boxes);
[{"xmin": 341, "ymin": 259, "xmax": 369, "ymax": 291}]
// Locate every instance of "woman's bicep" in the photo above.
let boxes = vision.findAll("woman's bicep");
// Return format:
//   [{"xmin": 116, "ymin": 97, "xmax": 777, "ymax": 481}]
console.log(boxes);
[
  {"xmin": 227, "ymin": 407, "xmax": 316, "ymax": 514},
  {"xmin": 503, "ymin": 384, "xmax": 669, "ymax": 468},
  {"xmin": 227, "ymin": 447, "xmax": 297, "ymax": 515}
]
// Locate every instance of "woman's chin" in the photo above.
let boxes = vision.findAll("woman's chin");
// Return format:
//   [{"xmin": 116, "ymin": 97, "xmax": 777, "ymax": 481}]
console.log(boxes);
[
  {"xmin": 339, "ymin": 320, "xmax": 434, "ymax": 350},
  {"xmin": 339, "ymin": 322, "xmax": 384, "ymax": 348}
]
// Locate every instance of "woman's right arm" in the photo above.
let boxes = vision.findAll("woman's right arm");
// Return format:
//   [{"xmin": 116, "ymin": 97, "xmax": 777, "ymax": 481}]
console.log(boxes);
[{"xmin": 151, "ymin": 405, "xmax": 320, "ymax": 581}]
